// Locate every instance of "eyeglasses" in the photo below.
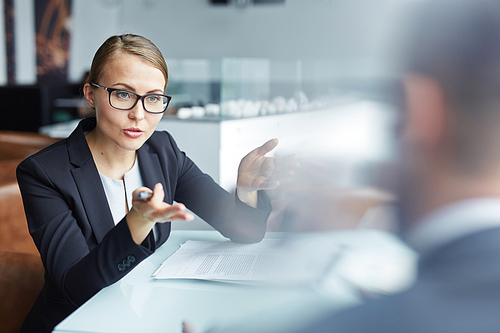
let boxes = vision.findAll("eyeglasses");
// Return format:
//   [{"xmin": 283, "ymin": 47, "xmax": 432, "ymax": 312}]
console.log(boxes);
[{"xmin": 91, "ymin": 83, "xmax": 172, "ymax": 114}]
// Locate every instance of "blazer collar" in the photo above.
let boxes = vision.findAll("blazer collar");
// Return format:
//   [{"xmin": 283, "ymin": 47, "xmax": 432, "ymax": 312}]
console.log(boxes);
[
  {"xmin": 137, "ymin": 144, "xmax": 169, "ymax": 245},
  {"xmin": 67, "ymin": 117, "xmax": 96, "ymax": 167},
  {"xmin": 67, "ymin": 118, "xmax": 114, "ymax": 243},
  {"xmin": 137, "ymin": 145, "xmax": 166, "ymax": 192}
]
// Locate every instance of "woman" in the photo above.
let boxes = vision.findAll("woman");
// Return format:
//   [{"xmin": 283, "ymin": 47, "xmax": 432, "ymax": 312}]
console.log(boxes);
[{"xmin": 17, "ymin": 34, "xmax": 291, "ymax": 332}]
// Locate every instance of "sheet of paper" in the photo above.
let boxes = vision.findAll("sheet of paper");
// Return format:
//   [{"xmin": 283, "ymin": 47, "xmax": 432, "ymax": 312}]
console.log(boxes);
[{"xmin": 153, "ymin": 237, "xmax": 343, "ymax": 285}]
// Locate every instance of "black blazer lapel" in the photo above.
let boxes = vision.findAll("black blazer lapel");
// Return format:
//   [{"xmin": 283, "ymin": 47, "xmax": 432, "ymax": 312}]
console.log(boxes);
[
  {"xmin": 71, "ymin": 164, "xmax": 114, "ymax": 244},
  {"xmin": 67, "ymin": 118, "xmax": 115, "ymax": 244},
  {"xmin": 137, "ymin": 143, "xmax": 171, "ymax": 244},
  {"xmin": 137, "ymin": 144, "xmax": 168, "ymax": 201}
]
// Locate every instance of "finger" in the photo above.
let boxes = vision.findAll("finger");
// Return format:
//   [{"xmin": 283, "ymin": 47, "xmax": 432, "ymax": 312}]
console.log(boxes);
[
  {"xmin": 272, "ymin": 153, "xmax": 300, "ymax": 169},
  {"xmin": 258, "ymin": 157, "xmax": 275, "ymax": 178},
  {"xmin": 169, "ymin": 212, "xmax": 195, "ymax": 222},
  {"xmin": 264, "ymin": 170, "xmax": 295, "ymax": 184},
  {"xmin": 256, "ymin": 157, "xmax": 296, "ymax": 182},
  {"xmin": 256, "ymin": 180, "xmax": 281, "ymax": 190},
  {"xmin": 268, "ymin": 162, "xmax": 298, "ymax": 178},
  {"xmin": 132, "ymin": 187, "xmax": 153, "ymax": 203},
  {"xmin": 150, "ymin": 183, "xmax": 165, "ymax": 205},
  {"xmin": 250, "ymin": 165, "xmax": 295, "ymax": 190},
  {"xmin": 250, "ymin": 175, "xmax": 281, "ymax": 190},
  {"xmin": 155, "ymin": 211, "xmax": 194, "ymax": 223},
  {"xmin": 157, "ymin": 202, "xmax": 185, "ymax": 215},
  {"xmin": 152, "ymin": 203, "xmax": 188, "ymax": 220},
  {"xmin": 255, "ymin": 138, "xmax": 279, "ymax": 156},
  {"xmin": 182, "ymin": 322, "xmax": 197, "ymax": 333},
  {"xmin": 266, "ymin": 156, "xmax": 300, "ymax": 178}
]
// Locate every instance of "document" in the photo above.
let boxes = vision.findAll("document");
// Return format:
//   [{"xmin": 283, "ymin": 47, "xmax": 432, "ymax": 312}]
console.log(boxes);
[{"xmin": 153, "ymin": 237, "xmax": 343, "ymax": 285}]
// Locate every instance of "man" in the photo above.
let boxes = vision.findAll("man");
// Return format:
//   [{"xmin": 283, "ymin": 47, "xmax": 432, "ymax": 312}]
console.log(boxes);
[
  {"xmin": 185, "ymin": 0, "xmax": 500, "ymax": 332},
  {"xmin": 288, "ymin": 0, "xmax": 500, "ymax": 331}
]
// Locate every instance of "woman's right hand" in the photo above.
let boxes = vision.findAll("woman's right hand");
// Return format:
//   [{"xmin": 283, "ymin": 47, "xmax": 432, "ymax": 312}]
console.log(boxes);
[{"xmin": 126, "ymin": 183, "xmax": 194, "ymax": 244}]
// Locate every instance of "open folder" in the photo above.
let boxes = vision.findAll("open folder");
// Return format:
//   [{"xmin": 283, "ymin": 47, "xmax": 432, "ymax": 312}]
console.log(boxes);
[{"xmin": 153, "ymin": 237, "xmax": 343, "ymax": 285}]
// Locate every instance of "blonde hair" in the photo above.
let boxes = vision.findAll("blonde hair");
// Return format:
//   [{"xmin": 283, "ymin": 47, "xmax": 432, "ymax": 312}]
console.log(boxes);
[{"xmin": 87, "ymin": 34, "xmax": 168, "ymax": 90}]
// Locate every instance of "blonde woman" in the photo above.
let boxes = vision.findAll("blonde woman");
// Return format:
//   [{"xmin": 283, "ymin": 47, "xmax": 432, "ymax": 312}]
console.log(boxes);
[{"xmin": 17, "ymin": 34, "xmax": 292, "ymax": 333}]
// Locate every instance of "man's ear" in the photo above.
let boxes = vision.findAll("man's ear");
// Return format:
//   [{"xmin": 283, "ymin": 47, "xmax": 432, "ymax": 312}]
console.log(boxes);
[
  {"xmin": 402, "ymin": 74, "xmax": 448, "ymax": 148},
  {"xmin": 83, "ymin": 83, "xmax": 95, "ymax": 109}
]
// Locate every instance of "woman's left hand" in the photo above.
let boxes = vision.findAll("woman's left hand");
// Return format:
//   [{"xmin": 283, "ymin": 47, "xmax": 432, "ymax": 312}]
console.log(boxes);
[{"xmin": 237, "ymin": 139, "xmax": 298, "ymax": 206}]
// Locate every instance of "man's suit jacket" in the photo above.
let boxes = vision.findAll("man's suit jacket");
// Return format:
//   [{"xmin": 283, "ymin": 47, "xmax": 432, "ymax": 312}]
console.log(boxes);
[
  {"xmin": 293, "ymin": 226, "xmax": 500, "ymax": 333},
  {"xmin": 16, "ymin": 117, "xmax": 272, "ymax": 333}
]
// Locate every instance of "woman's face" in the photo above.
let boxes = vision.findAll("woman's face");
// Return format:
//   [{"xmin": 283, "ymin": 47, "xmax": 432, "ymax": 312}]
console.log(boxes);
[{"xmin": 86, "ymin": 52, "xmax": 166, "ymax": 153}]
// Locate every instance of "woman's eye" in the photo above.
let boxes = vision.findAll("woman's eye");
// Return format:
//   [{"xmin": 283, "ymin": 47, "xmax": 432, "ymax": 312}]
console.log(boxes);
[
  {"xmin": 116, "ymin": 91, "xmax": 130, "ymax": 99},
  {"xmin": 146, "ymin": 95, "xmax": 160, "ymax": 103}
]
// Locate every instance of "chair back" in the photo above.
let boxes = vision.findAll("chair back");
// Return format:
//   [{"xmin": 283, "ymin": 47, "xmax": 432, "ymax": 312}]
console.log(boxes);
[
  {"xmin": 0, "ymin": 131, "xmax": 59, "ymax": 161},
  {"xmin": 0, "ymin": 251, "xmax": 44, "ymax": 333},
  {"xmin": 0, "ymin": 182, "xmax": 38, "ymax": 254},
  {"xmin": 0, "ymin": 159, "xmax": 21, "ymax": 185}
]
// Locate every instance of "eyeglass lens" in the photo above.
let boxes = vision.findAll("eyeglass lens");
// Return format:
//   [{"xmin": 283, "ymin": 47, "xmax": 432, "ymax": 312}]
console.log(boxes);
[{"xmin": 110, "ymin": 90, "xmax": 168, "ymax": 113}]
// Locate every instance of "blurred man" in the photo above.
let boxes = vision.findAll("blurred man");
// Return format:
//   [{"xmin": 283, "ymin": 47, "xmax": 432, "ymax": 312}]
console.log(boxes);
[
  {"xmin": 184, "ymin": 1, "xmax": 500, "ymax": 332},
  {"xmin": 287, "ymin": 0, "xmax": 500, "ymax": 331}
]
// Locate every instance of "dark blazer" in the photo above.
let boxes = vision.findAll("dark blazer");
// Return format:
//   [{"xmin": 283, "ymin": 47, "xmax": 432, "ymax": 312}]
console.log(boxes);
[
  {"xmin": 16, "ymin": 117, "xmax": 272, "ymax": 333},
  {"xmin": 292, "ymin": 226, "xmax": 500, "ymax": 333}
]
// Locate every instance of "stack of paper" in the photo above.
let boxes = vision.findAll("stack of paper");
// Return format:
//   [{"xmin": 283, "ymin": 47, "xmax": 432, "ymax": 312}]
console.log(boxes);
[{"xmin": 153, "ymin": 237, "xmax": 343, "ymax": 285}]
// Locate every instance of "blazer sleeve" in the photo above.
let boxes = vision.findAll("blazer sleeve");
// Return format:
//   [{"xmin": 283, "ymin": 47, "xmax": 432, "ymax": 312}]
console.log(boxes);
[
  {"xmin": 159, "ymin": 132, "xmax": 272, "ymax": 243},
  {"xmin": 16, "ymin": 156, "xmax": 153, "ymax": 307}
]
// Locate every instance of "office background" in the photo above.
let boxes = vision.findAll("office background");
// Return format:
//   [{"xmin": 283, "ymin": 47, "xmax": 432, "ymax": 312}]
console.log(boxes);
[{"xmin": 0, "ymin": 0, "xmax": 409, "ymax": 86}]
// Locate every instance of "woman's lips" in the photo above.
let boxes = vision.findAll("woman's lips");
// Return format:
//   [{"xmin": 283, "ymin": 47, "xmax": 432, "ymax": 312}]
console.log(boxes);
[{"xmin": 123, "ymin": 127, "xmax": 144, "ymax": 138}]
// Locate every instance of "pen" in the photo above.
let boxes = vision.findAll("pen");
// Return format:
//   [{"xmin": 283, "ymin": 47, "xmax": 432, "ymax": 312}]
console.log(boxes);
[{"xmin": 136, "ymin": 192, "xmax": 152, "ymax": 200}]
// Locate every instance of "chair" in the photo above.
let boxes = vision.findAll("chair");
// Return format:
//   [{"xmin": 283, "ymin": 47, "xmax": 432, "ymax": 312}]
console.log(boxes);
[
  {"xmin": 0, "ymin": 159, "xmax": 21, "ymax": 185},
  {"xmin": 0, "ymin": 131, "xmax": 59, "ymax": 161},
  {"xmin": 0, "ymin": 181, "xmax": 38, "ymax": 254},
  {"xmin": 0, "ymin": 131, "xmax": 58, "ymax": 254},
  {"xmin": 0, "ymin": 132, "xmax": 51, "ymax": 331},
  {"xmin": 0, "ymin": 251, "xmax": 44, "ymax": 333},
  {"xmin": 0, "ymin": 130, "xmax": 59, "ymax": 147}
]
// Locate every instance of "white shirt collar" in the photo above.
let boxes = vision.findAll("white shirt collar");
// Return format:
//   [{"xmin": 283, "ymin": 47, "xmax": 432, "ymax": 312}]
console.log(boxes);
[{"xmin": 406, "ymin": 198, "xmax": 500, "ymax": 255}]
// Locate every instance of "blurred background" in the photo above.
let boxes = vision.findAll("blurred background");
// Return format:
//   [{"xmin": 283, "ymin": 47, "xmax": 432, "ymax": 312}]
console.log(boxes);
[{"xmin": 1, "ymin": 0, "xmax": 409, "ymax": 84}]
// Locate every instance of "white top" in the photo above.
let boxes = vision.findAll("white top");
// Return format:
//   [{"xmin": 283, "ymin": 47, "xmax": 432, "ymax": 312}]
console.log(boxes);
[
  {"xmin": 406, "ymin": 198, "xmax": 500, "ymax": 255},
  {"xmin": 99, "ymin": 158, "xmax": 144, "ymax": 225}
]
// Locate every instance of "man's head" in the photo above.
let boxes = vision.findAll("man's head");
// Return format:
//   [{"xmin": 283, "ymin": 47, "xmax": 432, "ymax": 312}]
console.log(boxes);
[{"xmin": 397, "ymin": 0, "xmax": 500, "ymax": 226}]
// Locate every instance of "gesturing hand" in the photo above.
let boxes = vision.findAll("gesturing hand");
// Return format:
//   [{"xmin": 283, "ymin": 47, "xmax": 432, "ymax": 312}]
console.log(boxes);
[
  {"xmin": 127, "ymin": 183, "xmax": 194, "ymax": 244},
  {"xmin": 237, "ymin": 138, "xmax": 298, "ymax": 195},
  {"xmin": 131, "ymin": 183, "xmax": 193, "ymax": 223}
]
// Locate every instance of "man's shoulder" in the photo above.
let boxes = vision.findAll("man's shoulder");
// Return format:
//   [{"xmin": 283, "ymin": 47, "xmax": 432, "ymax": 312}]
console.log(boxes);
[{"xmin": 298, "ymin": 230, "xmax": 500, "ymax": 333}]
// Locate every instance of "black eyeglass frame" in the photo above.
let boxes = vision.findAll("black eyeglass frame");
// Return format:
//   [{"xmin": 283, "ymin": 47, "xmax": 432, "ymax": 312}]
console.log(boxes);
[{"xmin": 90, "ymin": 82, "xmax": 172, "ymax": 114}]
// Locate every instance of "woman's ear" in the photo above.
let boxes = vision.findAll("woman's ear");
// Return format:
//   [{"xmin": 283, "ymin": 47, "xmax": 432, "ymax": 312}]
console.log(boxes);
[{"xmin": 83, "ymin": 83, "xmax": 95, "ymax": 109}]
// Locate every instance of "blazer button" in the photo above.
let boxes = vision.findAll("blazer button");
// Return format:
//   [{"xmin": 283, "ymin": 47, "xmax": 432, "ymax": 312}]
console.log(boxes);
[
  {"xmin": 127, "ymin": 255, "xmax": 136, "ymax": 263},
  {"xmin": 118, "ymin": 263, "xmax": 126, "ymax": 271}
]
